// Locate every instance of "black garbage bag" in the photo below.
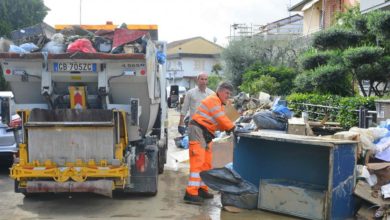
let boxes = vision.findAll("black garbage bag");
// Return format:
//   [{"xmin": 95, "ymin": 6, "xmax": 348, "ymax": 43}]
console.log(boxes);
[
  {"xmin": 252, "ymin": 110, "xmax": 286, "ymax": 130},
  {"xmin": 200, "ymin": 167, "xmax": 258, "ymax": 209}
]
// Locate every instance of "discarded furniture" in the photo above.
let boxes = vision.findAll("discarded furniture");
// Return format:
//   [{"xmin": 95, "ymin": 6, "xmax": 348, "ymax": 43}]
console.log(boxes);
[{"xmin": 234, "ymin": 131, "xmax": 357, "ymax": 220}]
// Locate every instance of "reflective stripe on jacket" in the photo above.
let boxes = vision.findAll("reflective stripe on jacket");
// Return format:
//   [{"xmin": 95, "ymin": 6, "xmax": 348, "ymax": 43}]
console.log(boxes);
[{"xmin": 191, "ymin": 94, "xmax": 234, "ymax": 134}]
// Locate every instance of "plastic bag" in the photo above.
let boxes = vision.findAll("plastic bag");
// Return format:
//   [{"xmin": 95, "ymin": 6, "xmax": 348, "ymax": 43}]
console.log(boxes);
[
  {"xmin": 369, "ymin": 127, "xmax": 389, "ymax": 141},
  {"xmin": 67, "ymin": 38, "xmax": 96, "ymax": 53},
  {"xmin": 0, "ymin": 38, "xmax": 12, "ymax": 52},
  {"xmin": 9, "ymin": 45, "xmax": 28, "ymax": 53},
  {"xmin": 200, "ymin": 167, "xmax": 258, "ymax": 209},
  {"xmin": 51, "ymin": 33, "xmax": 65, "ymax": 44},
  {"xmin": 157, "ymin": 51, "xmax": 166, "ymax": 64},
  {"xmin": 42, "ymin": 41, "xmax": 65, "ymax": 54},
  {"xmin": 375, "ymin": 137, "xmax": 390, "ymax": 157},
  {"xmin": 19, "ymin": 43, "xmax": 38, "ymax": 52},
  {"xmin": 272, "ymin": 104, "xmax": 292, "ymax": 119},
  {"xmin": 349, "ymin": 127, "xmax": 376, "ymax": 151},
  {"xmin": 252, "ymin": 110, "xmax": 286, "ymax": 130}
]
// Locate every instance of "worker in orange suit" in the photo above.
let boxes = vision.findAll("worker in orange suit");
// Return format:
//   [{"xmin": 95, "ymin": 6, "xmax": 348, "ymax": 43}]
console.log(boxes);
[{"xmin": 184, "ymin": 81, "xmax": 235, "ymax": 204}]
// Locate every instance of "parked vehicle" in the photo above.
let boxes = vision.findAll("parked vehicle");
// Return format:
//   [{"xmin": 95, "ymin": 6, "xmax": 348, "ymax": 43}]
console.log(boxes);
[
  {"xmin": 0, "ymin": 92, "xmax": 21, "ymax": 165},
  {"xmin": 166, "ymin": 85, "xmax": 186, "ymax": 108}
]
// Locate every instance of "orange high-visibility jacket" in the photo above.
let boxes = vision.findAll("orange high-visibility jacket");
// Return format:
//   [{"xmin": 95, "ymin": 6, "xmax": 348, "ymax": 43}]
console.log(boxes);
[{"xmin": 192, "ymin": 94, "xmax": 234, "ymax": 134}]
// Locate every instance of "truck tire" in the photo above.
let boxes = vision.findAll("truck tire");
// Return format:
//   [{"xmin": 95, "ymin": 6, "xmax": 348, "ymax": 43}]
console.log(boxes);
[{"xmin": 158, "ymin": 128, "xmax": 168, "ymax": 174}]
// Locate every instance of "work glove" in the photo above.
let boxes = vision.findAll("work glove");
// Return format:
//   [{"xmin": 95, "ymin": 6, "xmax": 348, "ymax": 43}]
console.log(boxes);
[
  {"xmin": 234, "ymin": 124, "xmax": 252, "ymax": 134},
  {"xmin": 178, "ymin": 125, "xmax": 186, "ymax": 135},
  {"xmin": 225, "ymin": 126, "xmax": 235, "ymax": 136}
]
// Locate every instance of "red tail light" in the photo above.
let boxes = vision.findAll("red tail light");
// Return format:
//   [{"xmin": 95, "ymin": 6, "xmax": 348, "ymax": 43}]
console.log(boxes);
[{"xmin": 136, "ymin": 152, "xmax": 145, "ymax": 172}]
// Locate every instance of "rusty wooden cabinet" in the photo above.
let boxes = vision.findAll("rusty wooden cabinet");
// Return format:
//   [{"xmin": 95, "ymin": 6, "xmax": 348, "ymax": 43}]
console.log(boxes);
[{"xmin": 233, "ymin": 131, "xmax": 357, "ymax": 220}]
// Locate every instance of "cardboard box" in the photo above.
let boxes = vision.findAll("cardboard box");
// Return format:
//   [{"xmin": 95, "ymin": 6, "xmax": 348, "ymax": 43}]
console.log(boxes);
[
  {"xmin": 225, "ymin": 101, "xmax": 240, "ymax": 122},
  {"xmin": 287, "ymin": 118, "xmax": 313, "ymax": 136},
  {"xmin": 212, "ymin": 139, "xmax": 233, "ymax": 168}
]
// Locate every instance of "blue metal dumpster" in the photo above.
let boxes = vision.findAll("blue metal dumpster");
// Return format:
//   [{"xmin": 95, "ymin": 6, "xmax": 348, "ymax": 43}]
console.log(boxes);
[{"xmin": 233, "ymin": 131, "xmax": 357, "ymax": 220}]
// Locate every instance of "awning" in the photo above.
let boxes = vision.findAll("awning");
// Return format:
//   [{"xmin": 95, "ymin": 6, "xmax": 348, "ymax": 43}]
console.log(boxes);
[{"xmin": 302, "ymin": 0, "xmax": 320, "ymax": 11}]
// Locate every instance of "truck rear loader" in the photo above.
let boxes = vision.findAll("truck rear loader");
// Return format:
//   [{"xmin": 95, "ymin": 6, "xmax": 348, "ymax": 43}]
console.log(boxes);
[{"xmin": 0, "ymin": 37, "xmax": 168, "ymax": 197}]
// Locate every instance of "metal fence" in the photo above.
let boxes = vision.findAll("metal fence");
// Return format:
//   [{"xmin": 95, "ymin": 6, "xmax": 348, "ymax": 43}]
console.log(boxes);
[{"xmin": 295, "ymin": 103, "xmax": 377, "ymax": 128}]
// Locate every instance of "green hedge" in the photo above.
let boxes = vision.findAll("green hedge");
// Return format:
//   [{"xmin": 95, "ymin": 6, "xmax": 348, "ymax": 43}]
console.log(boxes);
[
  {"xmin": 286, "ymin": 93, "xmax": 375, "ymax": 128},
  {"xmin": 343, "ymin": 46, "xmax": 384, "ymax": 67},
  {"xmin": 312, "ymin": 28, "xmax": 362, "ymax": 50},
  {"xmin": 299, "ymin": 50, "xmax": 338, "ymax": 70}
]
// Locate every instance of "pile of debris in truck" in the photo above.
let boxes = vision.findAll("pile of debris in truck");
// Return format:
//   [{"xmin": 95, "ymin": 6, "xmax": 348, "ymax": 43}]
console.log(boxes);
[{"xmin": 0, "ymin": 22, "xmax": 157, "ymax": 56}]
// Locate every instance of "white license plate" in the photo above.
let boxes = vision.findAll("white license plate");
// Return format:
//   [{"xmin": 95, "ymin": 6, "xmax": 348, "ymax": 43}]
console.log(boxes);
[{"xmin": 53, "ymin": 62, "xmax": 97, "ymax": 72}]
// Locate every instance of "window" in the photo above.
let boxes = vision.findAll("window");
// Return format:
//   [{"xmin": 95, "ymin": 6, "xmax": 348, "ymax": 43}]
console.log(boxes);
[{"xmin": 193, "ymin": 60, "xmax": 205, "ymax": 71}]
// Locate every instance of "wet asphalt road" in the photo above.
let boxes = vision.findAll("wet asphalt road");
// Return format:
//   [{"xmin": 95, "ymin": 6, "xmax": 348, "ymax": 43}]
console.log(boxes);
[{"xmin": 0, "ymin": 109, "xmax": 297, "ymax": 220}]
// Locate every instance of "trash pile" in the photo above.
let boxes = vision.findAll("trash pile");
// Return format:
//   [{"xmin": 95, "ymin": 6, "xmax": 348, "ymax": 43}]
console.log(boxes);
[
  {"xmin": 333, "ymin": 120, "xmax": 390, "ymax": 219},
  {"xmin": 232, "ymin": 92, "xmax": 293, "ymax": 134},
  {"xmin": 0, "ymin": 22, "xmax": 162, "ymax": 59}
]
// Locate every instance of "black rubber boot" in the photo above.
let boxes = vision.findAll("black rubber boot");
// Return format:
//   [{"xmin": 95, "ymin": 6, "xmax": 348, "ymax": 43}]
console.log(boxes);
[
  {"xmin": 184, "ymin": 192, "xmax": 204, "ymax": 205},
  {"xmin": 198, "ymin": 188, "xmax": 214, "ymax": 199}
]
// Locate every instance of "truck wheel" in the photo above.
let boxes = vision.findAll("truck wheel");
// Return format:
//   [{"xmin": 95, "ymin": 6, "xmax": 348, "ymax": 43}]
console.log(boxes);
[{"xmin": 158, "ymin": 128, "xmax": 168, "ymax": 174}]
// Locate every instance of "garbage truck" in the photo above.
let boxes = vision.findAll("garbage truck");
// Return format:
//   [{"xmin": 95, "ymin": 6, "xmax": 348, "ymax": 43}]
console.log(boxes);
[{"xmin": 0, "ymin": 39, "xmax": 168, "ymax": 197}]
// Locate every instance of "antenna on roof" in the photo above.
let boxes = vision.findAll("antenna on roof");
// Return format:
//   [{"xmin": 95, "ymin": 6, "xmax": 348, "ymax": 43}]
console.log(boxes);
[
  {"xmin": 286, "ymin": 0, "xmax": 292, "ymax": 17},
  {"xmin": 79, "ymin": 0, "xmax": 82, "ymax": 25}
]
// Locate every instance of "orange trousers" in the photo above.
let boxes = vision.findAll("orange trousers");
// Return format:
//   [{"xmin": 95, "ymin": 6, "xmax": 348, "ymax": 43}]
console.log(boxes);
[{"xmin": 186, "ymin": 140, "xmax": 213, "ymax": 196}]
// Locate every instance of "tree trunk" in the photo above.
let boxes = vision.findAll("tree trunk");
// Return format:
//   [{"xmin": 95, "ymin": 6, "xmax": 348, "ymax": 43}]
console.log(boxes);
[{"xmin": 358, "ymin": 80, "xmax": 367, "ymax": 97}]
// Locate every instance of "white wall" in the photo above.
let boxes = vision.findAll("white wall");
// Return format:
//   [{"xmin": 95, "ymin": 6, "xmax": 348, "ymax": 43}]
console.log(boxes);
[{"xmin": 166, "ymin": 56, "xmax": 223, "ymax": 89}]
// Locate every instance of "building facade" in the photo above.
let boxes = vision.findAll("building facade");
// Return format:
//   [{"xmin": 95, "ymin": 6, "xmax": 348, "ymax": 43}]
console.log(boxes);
[
  {"xmin": 255, "ymin": 14, "xmax": 303, "ymax": 40},
  {"xmin": 166, "ymin": 37, "xmax": 223, "ymax": 89},
  {"xmin": 289, "ymin": 0, "xmax": 359, "ymax": 35}
]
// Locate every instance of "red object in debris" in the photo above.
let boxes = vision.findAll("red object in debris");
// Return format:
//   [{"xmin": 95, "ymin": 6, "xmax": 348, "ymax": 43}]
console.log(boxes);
[
  {"xmin": 112, "ymin": 29, "xmax": 148, "ymax": 49},
  {"xmin": 95, "ymin": 29, "xmax": 115, "ymax": 40},
  {"xmin": 67, "ymin": 38, "xmax": 97, "ymax": 53},
  {"xmin": 136, "ymin": 152, "xmax": 146, "ymax": 172}
]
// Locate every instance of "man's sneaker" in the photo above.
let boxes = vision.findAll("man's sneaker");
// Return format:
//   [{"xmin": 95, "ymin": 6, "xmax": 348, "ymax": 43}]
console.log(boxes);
[
  {"xmin": 184, "ymin": 192, "xmax": 204, "ymax": 205},
  {"xmin": 198, "ymin": 188, "xmax": 214, "ymax": 199}
]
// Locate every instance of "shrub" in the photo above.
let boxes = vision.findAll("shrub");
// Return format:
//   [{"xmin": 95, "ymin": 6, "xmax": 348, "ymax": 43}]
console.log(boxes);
[
  {"xmin": 207, "ymin": 74, "xmax": 223, "ymax": 91},
  {"xmin": 337, "ymin": 96, "xmax": 376, "ymax": 128},
  {"xmin": 343, "ymin": 46, "xmax": 384, "ymax": 67},
  {"xmin": 312, "ymin": 28, "xmax": 362, "ymax": 50},
  {"xmin": 287, "ymin": 93, "xmax": 375, "ymax": 128},
  {"xmin": 312, "ymin": 65, "xmax": 352, "ymax": 96},
  {"xmin": 368, "ymin": 10, "xmax": 390, "ymax": 40},
  {"xmin": 299, "ymin": 50, "xmax": 334, "ymax": 70},
  {"xmin": 239, "ymin": 64, "xmax": 297, "ymax": 95},
  {"xmin": 293, "ymin": 72, "xmax": 315, "ymax": 93}
]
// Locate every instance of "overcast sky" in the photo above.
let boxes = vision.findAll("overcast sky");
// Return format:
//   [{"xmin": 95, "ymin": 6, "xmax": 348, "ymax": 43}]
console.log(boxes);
[{"xmin": 43, "ymin": 0, "xmax": 300, "ymax": 46}]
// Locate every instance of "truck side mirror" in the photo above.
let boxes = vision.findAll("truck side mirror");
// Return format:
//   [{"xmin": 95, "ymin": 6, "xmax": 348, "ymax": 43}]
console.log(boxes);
[
  {"xmin": 0, "ymin": 97, "xmax": 10, "ymax": 125},
  {"xmin": 168, "ymin": 85, "xmax": 179, "ymax": 108}
]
